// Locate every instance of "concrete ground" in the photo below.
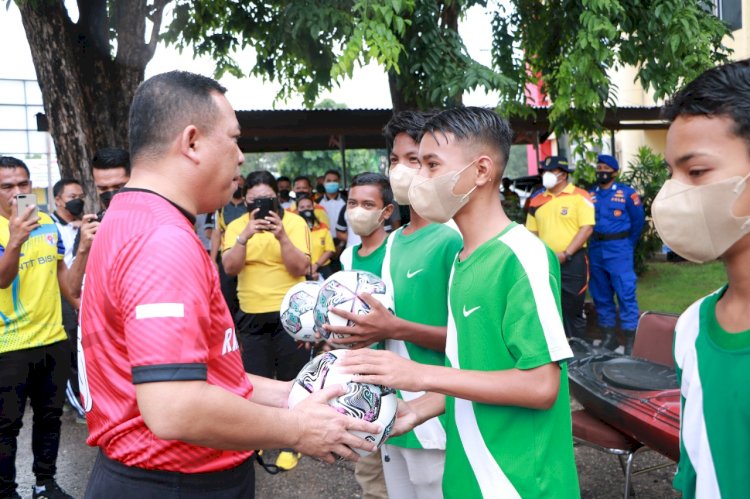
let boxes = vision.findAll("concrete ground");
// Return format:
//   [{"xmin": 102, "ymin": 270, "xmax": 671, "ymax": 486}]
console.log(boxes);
[{"xmin": 13, "ymin": 397, "xmax": 678, "ymax": 499}]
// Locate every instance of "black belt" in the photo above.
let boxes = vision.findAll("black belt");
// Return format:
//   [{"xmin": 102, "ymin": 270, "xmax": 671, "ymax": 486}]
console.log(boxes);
[{"xmin": 592, "ymin": 231, "xmax": 629, "ymax": 241}]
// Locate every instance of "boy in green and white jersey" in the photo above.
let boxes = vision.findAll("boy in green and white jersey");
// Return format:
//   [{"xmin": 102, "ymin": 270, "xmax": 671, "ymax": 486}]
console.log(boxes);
[
  {"xmin": 327, "ymin": 111, "xmax": 463, "ymax": 498},
  {"xmin": 341, "ymin": 107, "xmax": 579, "ymax": 498},
  {"xmin": 651, "ymin": 59, "xmax": 750, "ymax": 498}
]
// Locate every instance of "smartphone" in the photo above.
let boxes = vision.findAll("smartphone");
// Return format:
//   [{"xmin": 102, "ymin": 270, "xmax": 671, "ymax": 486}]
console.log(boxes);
[
  {"xmin": 251, "ymin": 197, "xmax": 278, "ymax": 220},
  {"xmin": 15, "ymin": 194, "xmax": 38, "ymax": 219}
]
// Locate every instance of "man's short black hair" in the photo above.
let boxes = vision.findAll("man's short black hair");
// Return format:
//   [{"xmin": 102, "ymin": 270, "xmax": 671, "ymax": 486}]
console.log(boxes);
[
  {"xmin": 0, "ymin": 156, "xmax": 30, "ymax": 177},
  {"xmin": 245, "ymin": 170, "xmax": 278, "ymax": 195},
  {"xmin": 91, "ymin": 148, "xmax": 131, "ymax": 175},
  {"xmin": 422, "ymin": 107, "xmax": 513, "ymax": 170},
  {"xmin": 663, "ymin": 59, "xmax": 750, "ymax": 149},
  {"xmin": 53, "ymin": 178, "xmax": 82, "ymax": 198},
  {"xmin": 350, "ymin": 172, "xmax": 393, "ymax": 207},
  {"xmin": 324, "ymin": 170, "xmax": 341, "ymax": 180},
  {"xmin": 277, "ymin": 175, "xmax": 291, "ymax": 184},
  {"xmin": 129, "ymin": 71, "xmax": 227, "ymax": 162},
  {"xmin": 383, "ymin": 111, "xmax": 433, "ymax": 153},
  {"xmin": 293, "ymin": 176, "xmax": 312, "ymax": 188}
]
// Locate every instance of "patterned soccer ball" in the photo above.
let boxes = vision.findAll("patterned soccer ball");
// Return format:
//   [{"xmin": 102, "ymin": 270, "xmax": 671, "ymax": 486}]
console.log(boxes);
[
  {"xmin": 288, "ymin": 350, "xmax": 398, "ymax": 456},
  {"xmin": 313, "ymin": 270, "xmax": 394, "ymax": 348},
  {"xmin": 280, "ymin": 281, "xmax": 323, "ymax": 343}
]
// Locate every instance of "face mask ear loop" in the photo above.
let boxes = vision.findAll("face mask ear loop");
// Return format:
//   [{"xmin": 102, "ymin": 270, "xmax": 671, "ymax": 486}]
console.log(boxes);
[
  {"xmin": 452, "ymin": 160, "xmax": 479, "ymax": 201},
  {"xmin": 733, "ymin": 173, "xmax": 750, "ymax": 194}
]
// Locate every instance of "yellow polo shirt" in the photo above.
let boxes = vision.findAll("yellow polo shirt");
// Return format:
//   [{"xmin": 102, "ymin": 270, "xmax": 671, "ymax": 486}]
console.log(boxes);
[
  {"xmin": 525, "ymin": 182, "xmax": 595, "ymax": 253},
  {"xmin": 310, "ymin": 224, "xmax": 335, "ymax": 267},
  {"xmin": 224, "ymin": 212, "xmax": 310, "ymax": 313}
]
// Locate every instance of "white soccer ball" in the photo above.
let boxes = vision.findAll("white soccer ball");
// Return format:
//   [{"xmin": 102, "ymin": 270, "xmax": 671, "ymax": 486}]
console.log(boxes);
[
  {"xmin": 280, "ymin": 281, "xmax": 324, "ymax": 343},
  {"xmin": 288, "ymin": 350, "xmax": 398, "ymax": 456},
  {"xmin": 313, "ymin": 270, "xmax": 394, "ymax": 348}
]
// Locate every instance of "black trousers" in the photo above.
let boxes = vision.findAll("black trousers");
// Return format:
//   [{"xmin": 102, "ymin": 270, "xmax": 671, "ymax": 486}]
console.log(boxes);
[
  {"xmin": 560, "ymin": 250, "xmax": 589, "ymax": 339},
  {"xmin": 60, "ymin": 296, "xmax": 79, "ymax": 397},
  {"xmin": 218, "ymin": 260, "xmax": 240, "ymax": 319},
  {"xmin": 234, "ymin": 311, "xmax": 310, "ymax": 381},
  {"xmin": 85, "ymin": 451, "xmax": 255, "ymax": 499},
  {"xmin": 0, "ymin": 341, "xmax": 69, "ymax": 495}
]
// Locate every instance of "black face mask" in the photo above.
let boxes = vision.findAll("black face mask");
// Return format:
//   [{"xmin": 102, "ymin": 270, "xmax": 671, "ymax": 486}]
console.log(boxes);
[
  {"xmin": 596, "ymin": 171, "xmax": 615, "ymax": 185},
  {"xmin": 299, "ymin": 209, "xmax": 316, "ymax": 226},
  {"xmin": 279, "ymin": 189, "xmax": 291, "ymax": 200},
  {"xmin": 294, "ymin": 191, "xmax": 309, "ymax": 200},
  {"xmin": 99, "ymin": 190, "xmax": 117, "ymax": 209},
  {"xmin": 64, "ymin": 198, "xmax": 85, "ymax": 218},
  {"xmin": 232, "ymin": 187, "xmax": 243, "ymax": 200}
]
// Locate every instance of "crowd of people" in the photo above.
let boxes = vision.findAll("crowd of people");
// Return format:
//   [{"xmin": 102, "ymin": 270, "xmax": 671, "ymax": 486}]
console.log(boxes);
[{"xmin": 0, "ymin": 58, "xmax": 748, "ymax": 499}]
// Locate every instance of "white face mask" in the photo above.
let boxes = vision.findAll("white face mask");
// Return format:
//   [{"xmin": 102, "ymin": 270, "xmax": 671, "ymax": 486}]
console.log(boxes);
[
  {"xmin": 542, "ymin": 171, "xmax": 561, "ymax": 190},
  {"xmin": 389, "ymin": 163, "xmax": 417, "ymax": 205},
  {"xmin": 348, "ymin": 206, "xmax": 386, "ymax": 237},
  {"xmin": 408, "ymin": 161, "xmax": 477, "ymax": 224},
  {"xmin": 652, "ymin": 174, "xmax": 750, "ymax": 263}
]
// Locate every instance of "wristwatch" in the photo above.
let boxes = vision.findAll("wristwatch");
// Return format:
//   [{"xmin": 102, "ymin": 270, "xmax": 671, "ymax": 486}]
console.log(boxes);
[{"xmin": 236, "ymin": 236, "xmax": 247, "ymax": 246}]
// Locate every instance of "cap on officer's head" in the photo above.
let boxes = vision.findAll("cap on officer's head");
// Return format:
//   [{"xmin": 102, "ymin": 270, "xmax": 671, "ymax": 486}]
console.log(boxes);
[
  {"xmin": 597, "ymin": 154, "xmax": 619, "ymax": 172},
  {"xmin": 540, "ymin": 156, "xmax": 571, "ymax": 173}
]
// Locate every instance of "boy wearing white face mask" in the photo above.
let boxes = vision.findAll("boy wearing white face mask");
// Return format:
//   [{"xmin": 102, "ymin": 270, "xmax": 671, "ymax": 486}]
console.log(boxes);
[
  {"xmin": 339, "ymin": 107, "xmax": 579, "ymax": 498},
  {"xmin": 327, "ymin": 112, "xmax": 463, "ymax": 498},
  {"xmin": 652, "ymin": 59, "xmax": 750, "ymax": 499},
  {"xmin": 526, "ymin": 156, "xmax": 595, "ymax": 340}
]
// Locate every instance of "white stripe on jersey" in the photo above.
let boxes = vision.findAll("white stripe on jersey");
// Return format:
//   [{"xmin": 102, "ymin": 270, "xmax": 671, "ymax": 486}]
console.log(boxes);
[
  {"xmin": 674, "ymin": 295, "xmax": 721, "ymax": 498},
  {"xmin": 498, "ymin": 225, "xmax": 572, "ymax": 362},
  {"xmin": 135, "ymin": 303, "xmax": 185, "ymax": 320},
  {"xmin": 339, "ymin": 246, "xmax": 353, "ymax": 271},
  {"xmin": 382, "ymin": 229, "xmax": 446, "ymax": 449},
  {"xmin": 446, "ymin": 264, "xmax": 520, "ymax": 499}
]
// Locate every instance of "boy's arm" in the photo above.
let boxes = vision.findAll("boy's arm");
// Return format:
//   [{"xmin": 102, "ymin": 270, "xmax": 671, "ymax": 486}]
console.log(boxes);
[{"xmin": 341, "ymin": 349, "xmax": 561, "ymax": 410}]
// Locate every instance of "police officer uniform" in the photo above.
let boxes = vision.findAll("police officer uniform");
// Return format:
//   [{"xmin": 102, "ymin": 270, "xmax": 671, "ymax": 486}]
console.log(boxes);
[{"xmin": 589, "ymin": 154, "xmax": 645, "ymax": 352}]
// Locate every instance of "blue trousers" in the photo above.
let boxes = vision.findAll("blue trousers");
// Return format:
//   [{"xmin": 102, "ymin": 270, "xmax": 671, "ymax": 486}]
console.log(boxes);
[{"xmin": 589, "ymin": 253, "xmax": 640, "ymax": 330}]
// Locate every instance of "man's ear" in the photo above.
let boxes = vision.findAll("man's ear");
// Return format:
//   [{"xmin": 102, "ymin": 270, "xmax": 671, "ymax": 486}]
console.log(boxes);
[
  {"xmin": 179, "ymin": 125, "xmax": 201, "ymax": 164},
  {"xmin": 475, "ymin": 155, "xmax": 495, "ymax": 187},
  {"xmin": 382, "ymin": 201, "xmax": 394, "ymax": 221}
]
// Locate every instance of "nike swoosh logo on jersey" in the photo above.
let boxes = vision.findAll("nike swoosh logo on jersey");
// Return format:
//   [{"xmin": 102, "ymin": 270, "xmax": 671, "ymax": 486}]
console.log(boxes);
[
  {"xmin": 463, "ymin": 305, "xmax": 481, "ymax": 317},
  {"xmin": 406, "ymin": 269, "xmax": 424, "ymax": 278}
]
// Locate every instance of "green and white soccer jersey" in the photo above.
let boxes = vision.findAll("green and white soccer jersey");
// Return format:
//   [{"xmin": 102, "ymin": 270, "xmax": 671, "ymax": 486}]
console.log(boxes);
[
  {"xmin": 382, "ymin": 224, "xmax": 463, "ymax": 450},
  {"xmin": 443, "ymin": 223, "xmax": 578, "ymax": 498},
  {"xmin": 339, "ymin": 238, "xmax": 388, "ymax": 277},
  {"xmin": 673, "ymin": 285, "xmax": 750, "ymax": 499}
]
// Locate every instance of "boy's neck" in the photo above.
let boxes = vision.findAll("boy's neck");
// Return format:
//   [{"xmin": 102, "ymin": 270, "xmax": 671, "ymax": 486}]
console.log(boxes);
[
  {"xmin": 358, "ymin": 227, "xmax": 387, "ymax": 256},
  {"xmin": 454, "ymin": 189, "xmax": 511, "ymax": 259},
  {"xmin": 403, "ymin": 207, "xmax": 430, "ymax": 235},
  {"xmin": 717, "ymin": 237, "xmax": 750, "ymax": 331}
]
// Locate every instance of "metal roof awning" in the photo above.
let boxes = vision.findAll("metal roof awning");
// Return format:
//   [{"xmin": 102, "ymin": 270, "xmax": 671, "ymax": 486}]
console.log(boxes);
[{"xmin": 236, "ymin": 106, "xmax": 667, "ymax": 152}]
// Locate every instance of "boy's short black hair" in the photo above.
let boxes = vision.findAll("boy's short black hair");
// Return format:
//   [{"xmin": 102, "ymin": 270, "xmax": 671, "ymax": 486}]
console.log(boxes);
[
  {"xmin": 91, "ymin": 148, "xmax": 131, "ymax": 175},
  {"xmin": 422, "ymin": 107, "xmax": 513, "ymax": 170},
  {"xmin": 382, "ymin": 111, "xmax": 433, "ymax": 153},
  {"xmin": 324, "ymin": 170, "xmax": 341, "ymax": 179},
  {"xmin": 245, "ymin": 170, "xmax": 278, "ymax": 195},
  {"xmin": 663, "ymin": 59, "xmax": 750, "ymax": 149},
  {"xmin": 277, "ymin": 175, "xmax": 291, "ymax": 184},
  {"xmin": 350, "ymin": 172, "xmax": 393, "ymax": 207}
]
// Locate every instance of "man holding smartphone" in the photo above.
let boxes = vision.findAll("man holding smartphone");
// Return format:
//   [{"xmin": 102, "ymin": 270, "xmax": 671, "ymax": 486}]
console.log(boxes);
[{"xmin": 0, "ymin": 156, "xmax": 76, "ymax": 499}]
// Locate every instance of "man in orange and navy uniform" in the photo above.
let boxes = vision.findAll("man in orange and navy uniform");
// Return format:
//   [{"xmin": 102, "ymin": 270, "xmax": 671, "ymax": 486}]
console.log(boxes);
[
  {"xmin": 589, "ymin": 154, "xmax": 645, "ymax": 353},
  {"xmin": 526, "ymin": 156, "xmax": 595, "ymax": 339}
]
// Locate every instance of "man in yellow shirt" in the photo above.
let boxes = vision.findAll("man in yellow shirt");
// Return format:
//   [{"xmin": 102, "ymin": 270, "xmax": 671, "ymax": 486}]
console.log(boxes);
[
  {"xmin": 0, "ymin": 156, "xmax": 77, "ymax": 499},
  {"xmin": 296, "ymin": 195, "xmax": 335, "ymax": 280},
  {"xmin": 526, "ymin": 156, "xmax": 594, "ymax": 339}
]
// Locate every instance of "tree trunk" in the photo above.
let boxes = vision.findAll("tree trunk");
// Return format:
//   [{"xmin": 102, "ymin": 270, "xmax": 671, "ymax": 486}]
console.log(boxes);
[{"xmin": 16, "ymin": 0, "xmax": 162, "ymax": 210}]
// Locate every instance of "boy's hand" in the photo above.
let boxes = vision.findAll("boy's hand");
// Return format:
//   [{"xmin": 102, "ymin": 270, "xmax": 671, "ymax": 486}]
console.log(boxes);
[
  {"xmin": 324, "ymin": 292, "xmax": 396, "ymax": 348},
  {"xmin": 389, "ymin": 399, "xmax": 419, "ymax": 437},
  {"xmin": 338, "ymin": 349, "xmax": 425, "ymax": 392}
]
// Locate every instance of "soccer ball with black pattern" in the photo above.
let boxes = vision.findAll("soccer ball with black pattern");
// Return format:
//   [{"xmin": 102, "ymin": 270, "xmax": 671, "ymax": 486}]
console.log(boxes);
[
  {"xmin": 288, "ymin": 350, "xmax": 398, "ymax": 456},
  {"xmin": 313, "ymin": 270, "xmax": 394, "ymax": 348},
  {"xmin": 280, "ymin": 281, "xmax": 323, "ymax": 343}
]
